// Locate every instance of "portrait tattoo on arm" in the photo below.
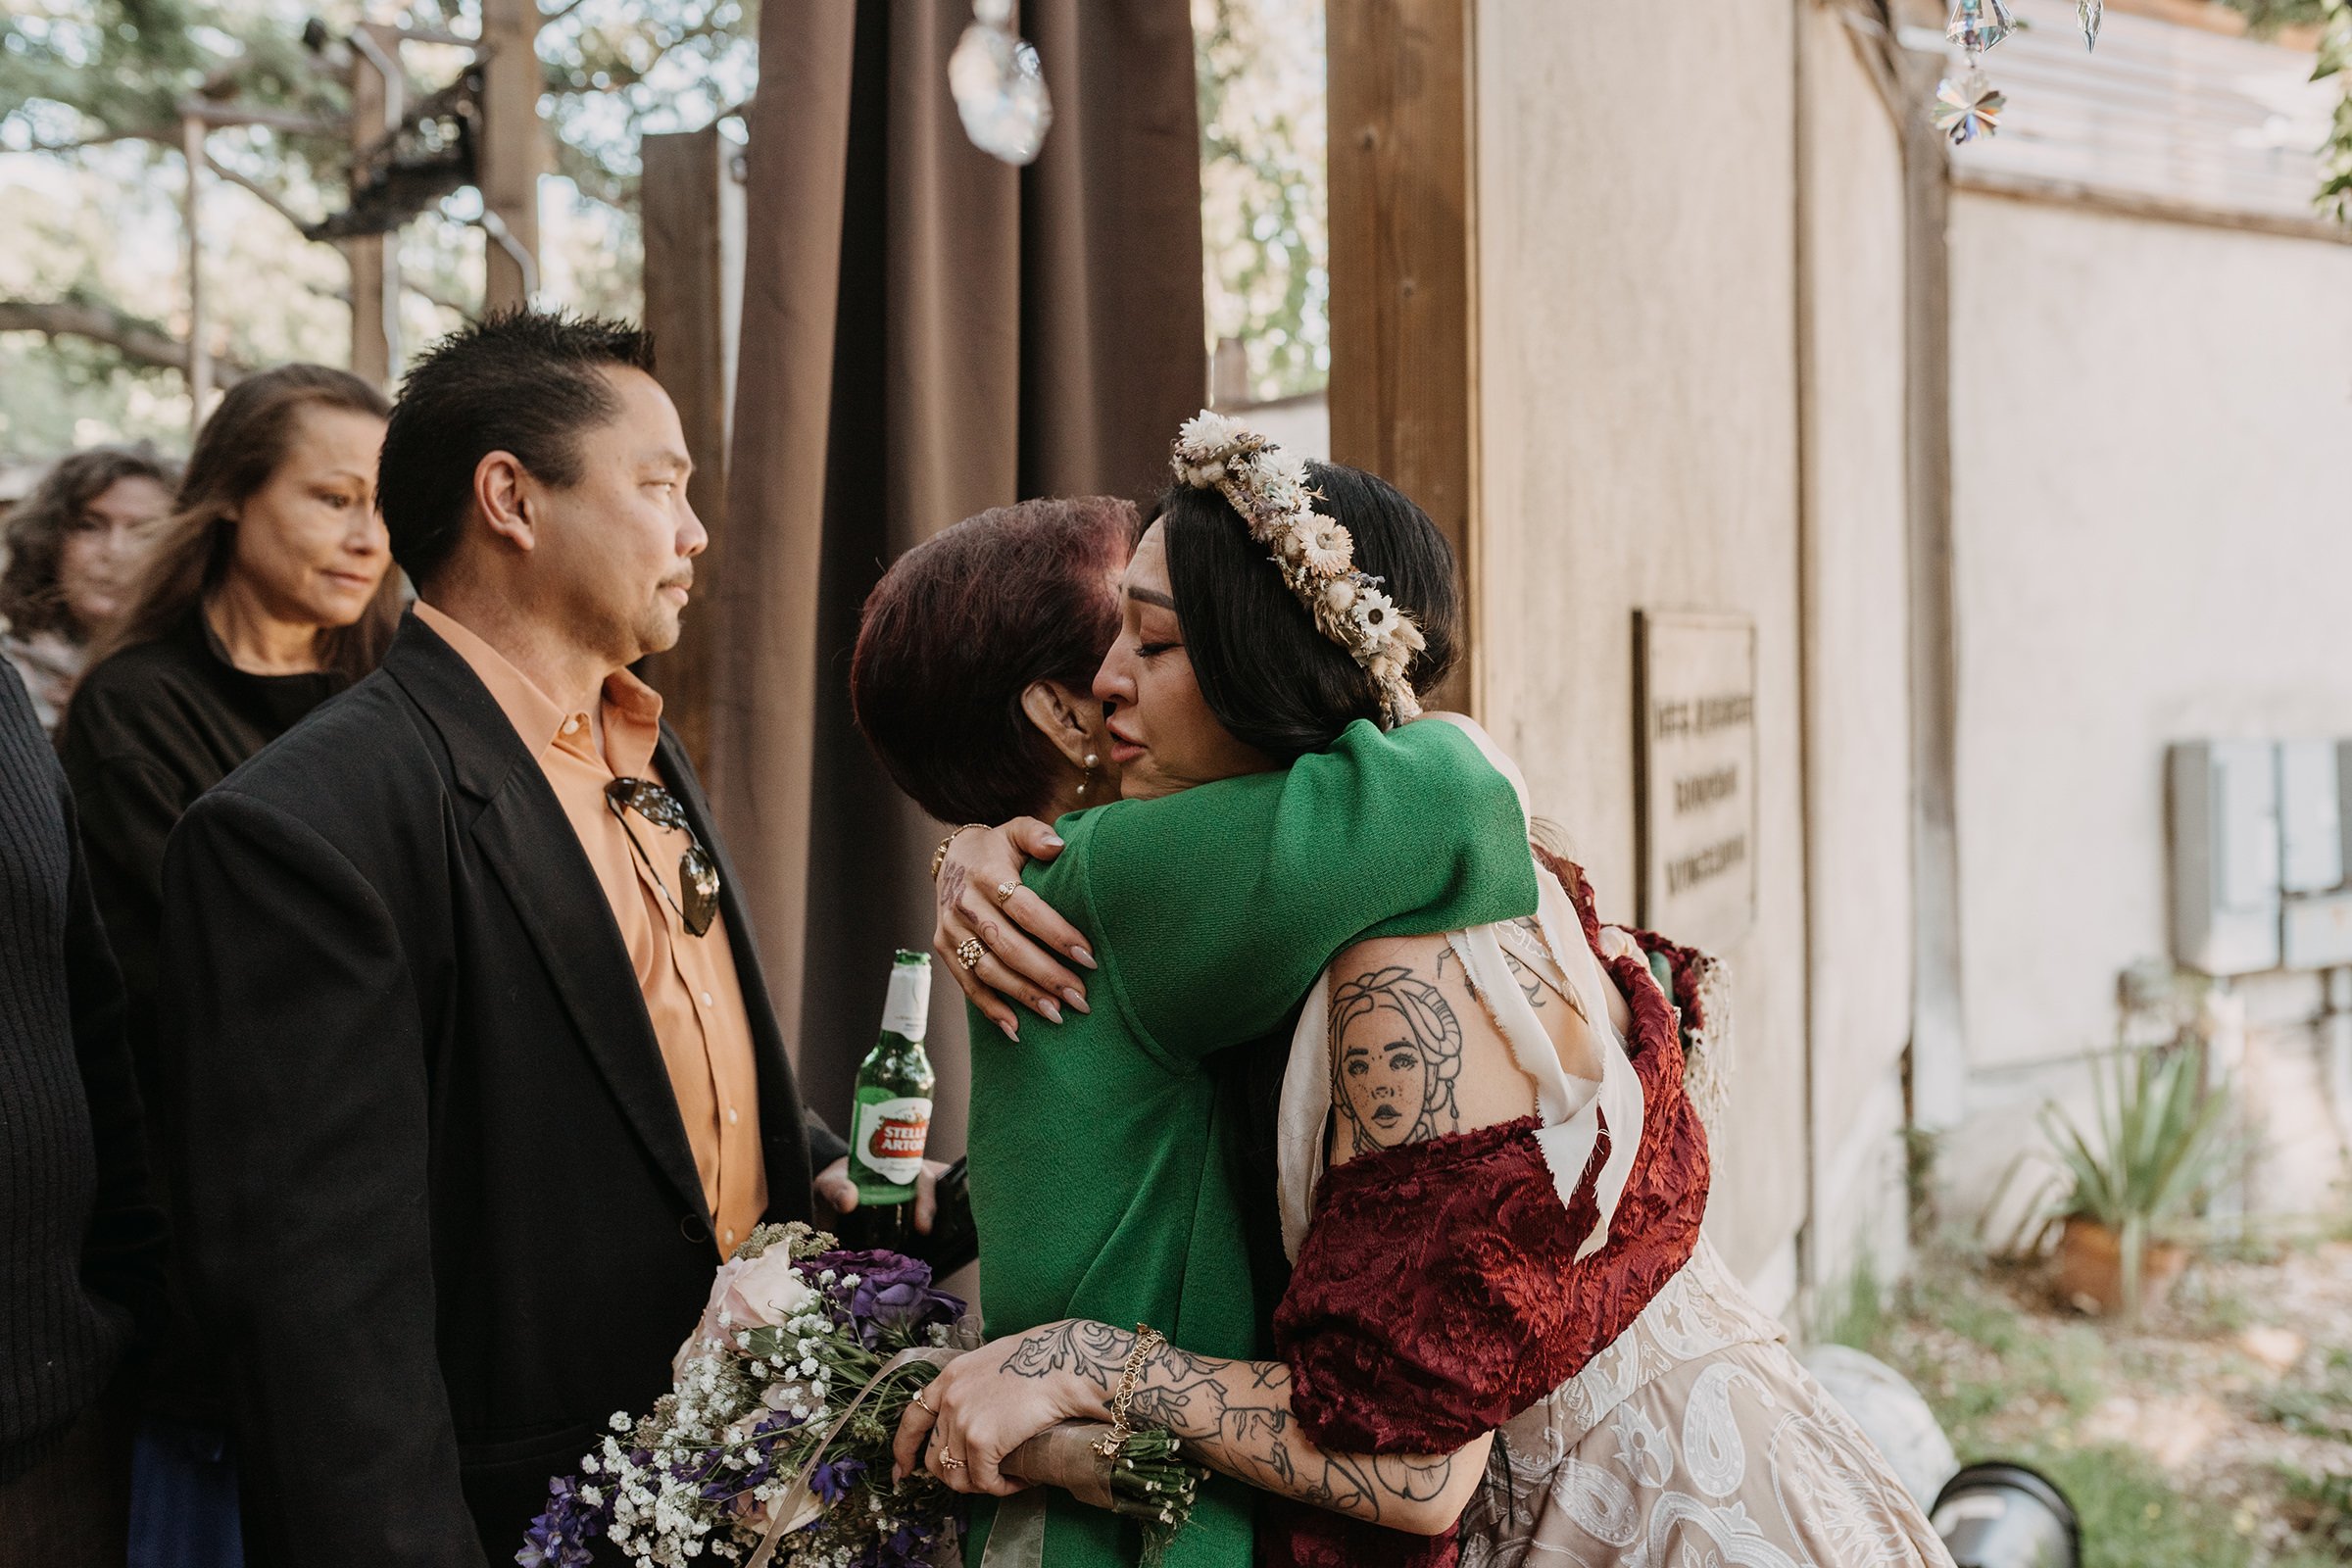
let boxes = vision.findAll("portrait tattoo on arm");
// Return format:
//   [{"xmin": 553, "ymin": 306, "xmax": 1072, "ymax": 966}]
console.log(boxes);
[
  {"xmin": 1329, "ymin": 964, "xmax": 1464, "ymax": 1156},
  {"xmin": 999, "ymin": 1323, "xmax": 1459, "ymax": 1526}
]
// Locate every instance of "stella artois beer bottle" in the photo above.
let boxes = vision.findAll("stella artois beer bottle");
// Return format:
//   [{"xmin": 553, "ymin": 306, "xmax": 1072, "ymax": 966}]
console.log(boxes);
[{"xmin": 848, "ymin": 950, "xmax": 936, "ymax": 1213}]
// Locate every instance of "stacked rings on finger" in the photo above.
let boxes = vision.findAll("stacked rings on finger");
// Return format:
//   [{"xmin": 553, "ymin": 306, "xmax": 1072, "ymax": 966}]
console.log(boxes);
[
  {"xmin": 956, "ymin": 936, "xmax": 988, "ymax": 971},
  {"xmin": 940, "ymin": 1452, "xmax": 966, "ymax": 1470}
]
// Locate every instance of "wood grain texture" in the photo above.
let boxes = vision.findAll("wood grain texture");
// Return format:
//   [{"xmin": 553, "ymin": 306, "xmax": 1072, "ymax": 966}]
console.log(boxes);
[
  {"xmin": 639, "ymin": 126, "xmax": 744, "ymax": 775},
  {"xmin": 1328, "ymin": 0, "xmax": 1478, "ymax": 714}
]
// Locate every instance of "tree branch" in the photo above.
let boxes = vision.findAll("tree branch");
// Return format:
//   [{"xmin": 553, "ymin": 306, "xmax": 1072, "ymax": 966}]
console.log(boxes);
[
  {"xmin": 209, "ymin": 164, "xmax": 321, "ymax": 232},
  {"xmin": 0, "ymin": 299, "xmax": 251, "ymax": 381},
  {"xmin": 22, "ymin": 126, "xmax": 174, "ymax": 155}
]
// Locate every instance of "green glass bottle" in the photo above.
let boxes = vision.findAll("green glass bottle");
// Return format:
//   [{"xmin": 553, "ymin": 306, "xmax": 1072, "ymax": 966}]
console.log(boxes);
[{"xmin": 848, "ymin": 950, "xmax": 936, "ymax": 1210}]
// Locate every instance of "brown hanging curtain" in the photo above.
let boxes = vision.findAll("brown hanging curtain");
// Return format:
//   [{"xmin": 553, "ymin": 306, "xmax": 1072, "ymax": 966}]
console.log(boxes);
[{"xmin": 712, "ymin": 0, "xmax": 1205, "ymax": 1165}]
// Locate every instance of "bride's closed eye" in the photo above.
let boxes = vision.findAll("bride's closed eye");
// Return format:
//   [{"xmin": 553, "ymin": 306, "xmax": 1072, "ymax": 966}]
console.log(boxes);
[{"xmin": 1138, "ymin": 642, "xmax": 1179, "ymax": 659}]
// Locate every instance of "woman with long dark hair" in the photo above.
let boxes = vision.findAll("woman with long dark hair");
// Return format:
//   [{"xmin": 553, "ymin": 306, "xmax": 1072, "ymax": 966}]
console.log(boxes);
[
  {"xmin": 0, "ymin": 447, "xmax": 175, "ymax": 731},
  {"xmin": 881, "ymin": 418, "xmax": 1948, "ymax": 1567},
  {"xmin": 56, "ymin": 363, "xmax": 397, "ymax": 1568}
]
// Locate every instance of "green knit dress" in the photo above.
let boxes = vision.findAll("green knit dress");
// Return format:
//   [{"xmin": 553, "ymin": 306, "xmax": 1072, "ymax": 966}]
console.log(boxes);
[{"xmin": 963, "ymin": 718, "xmax": 1541, "ymax": 1567}]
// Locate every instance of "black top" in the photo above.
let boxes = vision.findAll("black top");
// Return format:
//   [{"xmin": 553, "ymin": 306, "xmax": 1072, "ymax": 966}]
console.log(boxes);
[
  {"xmin": 60, "ymin": 607, "xmax": 348, "ymax": 1073},
  {"xmin": 159, "ymin": 610, "xmax": 834, "ymax": 1567},
  {"xmin": 56, "ymin": 605, "xmax": 346, "ymax": 1424},
  {"xmin": 0, "ymin": 658, "xmax": 166, "ymax": 1482}
]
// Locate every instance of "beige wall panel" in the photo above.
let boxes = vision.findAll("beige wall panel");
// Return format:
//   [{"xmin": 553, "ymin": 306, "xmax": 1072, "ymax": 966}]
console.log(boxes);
[
  {"xmin": 1474, "ymin": 0, "xmax": 1805, "ymax": 1279},
  {"xmin": 1948, "ymin": 193, "xmax": 2352, "ymax": 1077},
  {"xmin": 1799, "ymin": 6, "xmax": 1916, "ymax": 1286}
]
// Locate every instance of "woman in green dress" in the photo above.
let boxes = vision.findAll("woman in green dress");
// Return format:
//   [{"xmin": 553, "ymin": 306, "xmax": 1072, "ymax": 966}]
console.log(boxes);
[{"xmin": 850, "ymin": 460, "xmax": 1543, "ymax": 1567}]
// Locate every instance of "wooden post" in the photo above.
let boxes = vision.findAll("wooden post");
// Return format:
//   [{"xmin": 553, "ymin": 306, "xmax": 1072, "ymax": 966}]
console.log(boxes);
[
  {"xmin": 346, "ymin": 23, "xmax": 404, "ymax": 388},
  {"xmin": 478, "ymin": 0, "xmax": 544, "ymax": 311},
  {"xmin": 637, "ymin": 126, "xmax": 745, "ymax": 772},
  {"xmin": 1327, "ymin": 0, "xmax": 1478, "ymax": 713},
  {"xmin": 181, "ymin": 112, "xmax": 211, "ymax": 432}
]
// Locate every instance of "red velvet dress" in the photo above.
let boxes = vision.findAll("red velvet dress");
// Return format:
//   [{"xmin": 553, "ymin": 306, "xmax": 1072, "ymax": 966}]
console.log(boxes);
[{"xmin": 1266, "ymin": 853, "xmax": 1715, "ymax": 1568}]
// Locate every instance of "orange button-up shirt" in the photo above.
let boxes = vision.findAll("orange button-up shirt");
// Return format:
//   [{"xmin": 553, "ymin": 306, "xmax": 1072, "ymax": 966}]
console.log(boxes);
[{"xmin": 416, "ymin": 602, "xmax": 765, "ymax": 1256}]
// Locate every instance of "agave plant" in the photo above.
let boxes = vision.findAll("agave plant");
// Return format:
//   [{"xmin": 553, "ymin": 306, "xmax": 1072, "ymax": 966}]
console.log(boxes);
[{"xmin": 2039, "ymin": 1043, "xmax": 2237, "ymax": 1321}]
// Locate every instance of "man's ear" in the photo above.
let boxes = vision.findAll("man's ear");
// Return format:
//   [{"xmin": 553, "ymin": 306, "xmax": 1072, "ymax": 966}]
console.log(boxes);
[
  {"xmin": 473, "ymin": 450, "xmax": 535, "ymax": 554},
  {"xmin": 1019, "ymin": 679, "xmax": 1098, "ymax": 772}
]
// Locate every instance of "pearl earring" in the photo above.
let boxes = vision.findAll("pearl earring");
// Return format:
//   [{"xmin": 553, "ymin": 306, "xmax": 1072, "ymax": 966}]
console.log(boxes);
[{"xmin": 1077, "ymin": 752, "xmax": 1101, "ymax": 802}]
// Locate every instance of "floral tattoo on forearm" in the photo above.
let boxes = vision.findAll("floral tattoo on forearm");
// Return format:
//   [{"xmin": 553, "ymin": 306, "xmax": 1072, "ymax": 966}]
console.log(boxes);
[{"xmin": 1000, "ymin": 1321, "xmax": 1457, "ymax": 1524}]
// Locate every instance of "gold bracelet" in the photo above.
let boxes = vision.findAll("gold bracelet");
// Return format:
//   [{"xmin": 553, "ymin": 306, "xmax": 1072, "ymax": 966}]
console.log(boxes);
[
  {"xmin": 930, "ymin": 823, "xmax": 987, "ymax": 881},
  {"xmin": 1093, "ymin": 1322, "xmax": 1164, "ymax": 1459}
]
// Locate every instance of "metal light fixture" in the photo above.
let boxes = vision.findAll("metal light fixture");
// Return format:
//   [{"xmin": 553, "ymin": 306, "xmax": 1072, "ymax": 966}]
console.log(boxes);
[{"xmin": 1932, "ymin": 1462, "xmax": 2082, "ymax": 1568}]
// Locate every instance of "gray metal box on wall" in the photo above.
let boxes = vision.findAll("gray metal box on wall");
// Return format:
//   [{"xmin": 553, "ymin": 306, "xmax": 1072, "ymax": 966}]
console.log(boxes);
[
  {"xmin": 2279, "ymin": 739, "xmax": 2352, "ymax": 968},
  {"xmin": 2169, "ymin": 741, "xmax": 2280, "ymax": 976}
]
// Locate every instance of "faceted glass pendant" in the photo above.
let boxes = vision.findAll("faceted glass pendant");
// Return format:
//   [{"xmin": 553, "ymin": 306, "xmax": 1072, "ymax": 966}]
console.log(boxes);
[
  {"xmin": 1932, "ymin": 71, "xmax": 2007, "ymax": 144},
  {"xmin": 1946, "ymin": 0, "xmax": 2013, "ymax": 55},
  {"xmin": 951, "ymin": 4, "xmax": 1053, "ymax": 167}
]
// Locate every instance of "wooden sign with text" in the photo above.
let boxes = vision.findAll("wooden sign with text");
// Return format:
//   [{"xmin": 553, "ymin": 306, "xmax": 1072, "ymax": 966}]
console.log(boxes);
[{"xmin": 1636, "ymin": 611, "xmax": 1758, "ymax": 949}]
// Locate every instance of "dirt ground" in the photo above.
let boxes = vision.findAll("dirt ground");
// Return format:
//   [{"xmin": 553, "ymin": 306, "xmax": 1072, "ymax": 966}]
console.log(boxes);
[{"xmin": 1866, "ymin": 1238, "xmax": 2352, "ymax": 1566}]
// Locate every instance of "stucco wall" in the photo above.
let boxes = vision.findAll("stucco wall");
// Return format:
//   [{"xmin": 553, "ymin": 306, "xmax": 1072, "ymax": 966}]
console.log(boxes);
[
  {"xmin": 1947, "ymin": 193, "xmax": 2352, "ymax": 1083},
  {"xmin": 1798, "ymin": 6, "xmax": 1917, "ymax": 1293},
  {"xmin": 1474, "ymin": 0, "xmax": 1806, "ymax": 1286}
]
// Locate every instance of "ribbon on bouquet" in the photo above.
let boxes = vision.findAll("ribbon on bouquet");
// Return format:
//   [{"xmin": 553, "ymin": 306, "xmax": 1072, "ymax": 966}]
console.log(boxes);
[
  {"xmin": 743, "ymin": 1338, "xmax": 1124, "ymax": 1568},
  {"xmin": 746, "ymin": 1343, "xmax": 958, "ymax": 1568}
]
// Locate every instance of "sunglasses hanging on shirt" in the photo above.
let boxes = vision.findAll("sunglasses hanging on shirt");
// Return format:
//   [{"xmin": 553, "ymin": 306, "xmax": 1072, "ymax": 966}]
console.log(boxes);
[{"xmin": 604, "ymin": 777, "xmax": 720, "ymax": 938}]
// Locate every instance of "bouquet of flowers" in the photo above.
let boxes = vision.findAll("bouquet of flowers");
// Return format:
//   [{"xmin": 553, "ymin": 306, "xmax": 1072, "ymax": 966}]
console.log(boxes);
[{"xmin": 520, "ymin": 1221, "xmax": 1202, "ymax": 1568}]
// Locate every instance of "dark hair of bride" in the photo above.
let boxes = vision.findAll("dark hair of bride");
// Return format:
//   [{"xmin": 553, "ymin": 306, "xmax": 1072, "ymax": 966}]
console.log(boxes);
[{"xmin": 1158, "ymin": 461, "xmax": 1460, "ymax": 761}]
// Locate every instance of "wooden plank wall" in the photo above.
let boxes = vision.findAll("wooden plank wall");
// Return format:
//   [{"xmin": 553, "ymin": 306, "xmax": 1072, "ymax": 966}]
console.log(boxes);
[
  {"xmin": 1327, "ymin": 0, "xmax": 1480, "ymax": 714},
  {"xmin": 639, "ymin": 125, "xmax": 745, "ymax": 774}
]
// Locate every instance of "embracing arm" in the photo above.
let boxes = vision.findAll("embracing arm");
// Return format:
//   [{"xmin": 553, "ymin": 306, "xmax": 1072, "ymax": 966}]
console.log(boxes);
[
  {"xmin": 896, "ymin": 1319, "xmax": 1489, "ymax": 1536},
  {"xmin": 937, "ymin": 715, "xmax": 1539, "ymax": 1057},
  {"xmin": 1025, "ymin": 1321, "xmax": 1486, "ymax": 1535}
]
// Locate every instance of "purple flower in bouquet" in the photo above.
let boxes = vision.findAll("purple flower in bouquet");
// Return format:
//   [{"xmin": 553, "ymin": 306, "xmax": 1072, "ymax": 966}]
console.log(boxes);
[
  {"xmin": 804, "ymin": 1250, "xmax": 964, "ymax": 1347},
  {"xmin": 809, "ymin": 1454, "xmax": 866, "ymax": 1503},
  {"xmin": 517, "ymin": 1475, "xmax": 603, "ymax": 1568}
]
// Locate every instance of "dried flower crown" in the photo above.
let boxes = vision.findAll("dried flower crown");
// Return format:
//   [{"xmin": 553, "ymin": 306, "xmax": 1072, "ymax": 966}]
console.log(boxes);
[{"xmin": 1170, "ymin": 411, "xmax": 1427, "ymax": 727}]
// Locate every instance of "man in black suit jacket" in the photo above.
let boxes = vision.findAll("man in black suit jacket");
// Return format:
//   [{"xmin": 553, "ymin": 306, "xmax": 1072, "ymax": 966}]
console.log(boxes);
[{"xmin": 157, "ymin": 311, "xmax": 867, "ymax": 1566}]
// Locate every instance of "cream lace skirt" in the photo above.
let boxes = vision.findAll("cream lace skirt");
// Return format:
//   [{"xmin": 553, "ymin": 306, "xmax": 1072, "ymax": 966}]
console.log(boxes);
[{"xmin": 1458, "ymin": 1241, "xmax": 1956, "ymax": 1568}]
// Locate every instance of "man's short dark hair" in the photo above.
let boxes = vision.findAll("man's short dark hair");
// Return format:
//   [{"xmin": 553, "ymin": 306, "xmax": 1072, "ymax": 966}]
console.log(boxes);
[{"xmin": 377, "ymin": 308, "xmax": 656, "ymax": 588}]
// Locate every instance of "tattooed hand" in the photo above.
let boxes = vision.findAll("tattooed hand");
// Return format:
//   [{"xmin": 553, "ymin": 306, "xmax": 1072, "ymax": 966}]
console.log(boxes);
[
  {"xmin": 891, "ymin": 1320, "xmax": 1099, "ymax": 1496},
  {"xmin": 977, "ymin": 1319, "xmax": 1486, "ymax": 1533}
]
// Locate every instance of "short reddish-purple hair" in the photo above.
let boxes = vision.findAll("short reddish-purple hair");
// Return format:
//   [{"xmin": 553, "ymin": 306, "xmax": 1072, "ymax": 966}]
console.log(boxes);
[{"xmin": 852, "ymin": 496, "xmax": 1142, "ymax": 826}]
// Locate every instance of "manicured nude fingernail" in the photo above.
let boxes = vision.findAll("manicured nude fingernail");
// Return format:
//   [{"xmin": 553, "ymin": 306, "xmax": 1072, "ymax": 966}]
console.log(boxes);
[
  {"xmin": 1061, "ymin": 987, "xmax": 1090, "ymax": 1014},
  {"xmin": 999, "ymin": 1018, "xmax": 1019, "ymax": 1043},
  {"xmin": 1070, "ymin": 946, "xmax": 1098, "ymax": 969},
  {"xmin": 1036, "ymin": 997, "xmax": 1063, "ymax": 1025},
  {"xmin": 1044, "ymin": 833, "xmax": 1065, "ymax": 848}
]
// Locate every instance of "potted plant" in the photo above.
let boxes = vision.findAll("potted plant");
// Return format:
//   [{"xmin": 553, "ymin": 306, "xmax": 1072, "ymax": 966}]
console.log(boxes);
[{"xmin": 2038, "ymin": 1043, "xmax": 2236, "ymax": 1322}]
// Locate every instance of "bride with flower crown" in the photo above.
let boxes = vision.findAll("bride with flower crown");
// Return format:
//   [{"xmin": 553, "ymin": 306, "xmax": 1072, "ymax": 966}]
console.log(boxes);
[{"xmin": 854, "ymin": 414, "xmax": 1953, "ymax": 1567}]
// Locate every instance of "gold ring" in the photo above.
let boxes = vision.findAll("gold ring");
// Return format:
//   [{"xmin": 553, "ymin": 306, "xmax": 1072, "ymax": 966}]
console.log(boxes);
[
  {"xmin": 994, "ymin": 880, "xmax": 1020, "ymax": 907},
  {"xmin": 939, "ymin": 1451, "xmax": 966, "ymax": 1470},
  {"xmin": 913, "ymin": 1392, "xmax": 937, "ymax": 1415},
  {"xmin": 956, "ymin": 937, "xmax": 987, "ymax": 971}
]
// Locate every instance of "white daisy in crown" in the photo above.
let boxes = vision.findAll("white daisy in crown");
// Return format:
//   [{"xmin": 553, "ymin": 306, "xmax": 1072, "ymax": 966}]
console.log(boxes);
[{"xmin": 1168, "ymin": 409, "xmax": 1428, "ymax": 728}]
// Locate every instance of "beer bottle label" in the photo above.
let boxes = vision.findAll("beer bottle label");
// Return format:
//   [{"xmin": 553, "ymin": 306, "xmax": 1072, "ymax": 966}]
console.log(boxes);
[
  {"xmin": 882, "ymin": 964, "xmax": 931, "ymax": 1041},
  {"xmin": 854, "ymin": 1095, "xmax": 933, "ymax": 1185}
]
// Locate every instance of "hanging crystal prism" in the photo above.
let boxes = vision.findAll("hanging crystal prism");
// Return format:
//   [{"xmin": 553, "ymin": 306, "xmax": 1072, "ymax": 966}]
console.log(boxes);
[
  {"xmin": 951, "ymin": 0, "xmax": 1053, "ymax": 167},
  {"xmin": 2079, "ymin": 0, "xmax": 2104, "ymax": 51},
  {"xmin": 1945, "ymin": 0, "xmax": 2013, "ymax": 56},
  {"xmin": 1932, "ymin": 71, "xmax": 2007, "ymax": 144}
]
